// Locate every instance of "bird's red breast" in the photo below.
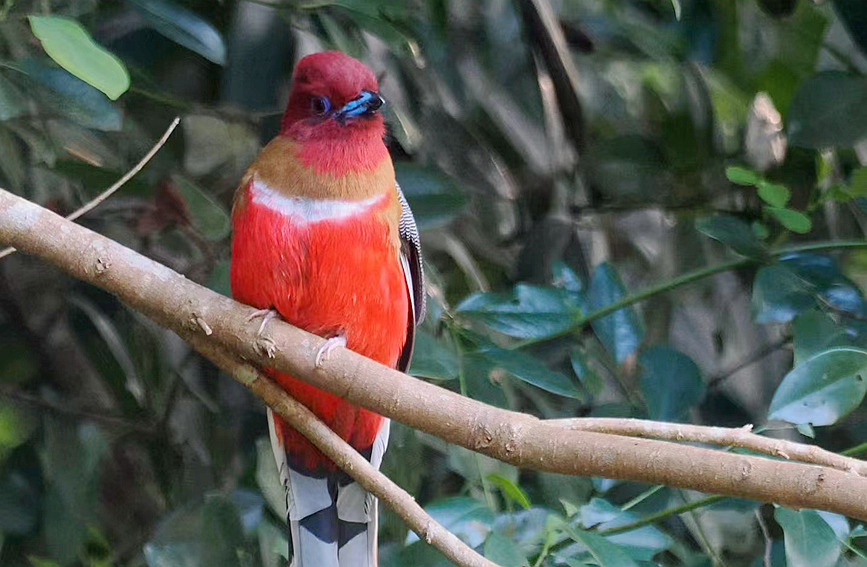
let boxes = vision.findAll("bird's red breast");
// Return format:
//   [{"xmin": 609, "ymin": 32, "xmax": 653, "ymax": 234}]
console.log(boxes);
[{"xmin": 231, "ymin": 134, "xmax": 408, "ymax": 471}]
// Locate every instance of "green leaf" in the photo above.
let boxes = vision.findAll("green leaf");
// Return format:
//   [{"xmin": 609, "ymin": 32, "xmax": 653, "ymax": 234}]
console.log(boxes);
[
  {"xmin": 787, "ymin": 72, "xmax": 867, "ymax": 149},
  {"xmin": 639, "ymin": 346, "xmax": 705, "ymax": 421},
  {"xmin": 486, "ymin": 472, "xmax": 531, "ymax": 510},
  {"xmin": 753, "ymin": 265, "xmax": 816, "ymax": 323},
  {"xmin": 19, "ymin": 59, "xmax": 122, "ymax": 131},
  {"xmin": 774, "ymin": 508, "xmax": 841, "ymax": 567},
  {"xmin": 456, "ymin": 284, "xmax": 577, "ymax": 340},
  {"xmin": 765, "ymin": 207, "xmax": 812, "ymax": 233},
  {"xmin": 793, "ymin": 309, "xmax": 851, "ymax": 365},
  {"xmin": 395, "ymin": 163, "xmax": 468, "ymax": 230},
  {"xmin": 564, "ymin": 526, "xmax": 639, "ymax": 567},
  {"xmin": 407, "ymin": 497, "xmax": 493, "ymax": 547},
  {"xmin": 757, "ymin": 181, "xmax": 791, "ymax": 208},
  {"xmin": 579, "ymin": 498, "xmax": 673, "ymax": 560},
  {"xmin": 28, "ymin": 16, "xmax": 130, "ymax": 100},
  {"xmin": 695, "ymin": 216, "xmax": 768, "ymax": 259},
  {"xmin": 571, "ymin": 348, "xmax": 604, "ymax": 397},
  {"xmin": 473, "ymin": 345, "xmax": 584, "ymax": 400},
  {"xmin": 129, "ymin": 0, "xmax": 227, "ymax": 65},
  {"xmin": 484, "ymin": 532, "xmax": 530, "ymax": 567},
  {"xmin": 171, "ymin": 175, "xmax": 231, "ymax": 240},
  {"xmin": 849, "ymin": 167, "xmax": 867, "ymax": 198},
  {"xmin": 725, "ymin": 166, "xmax": 761, "ymax": 186},
  {"xmin": 408, "ymin": 329, "xmax": 459, "ymax": 380},
  {"xmin": 587, "ymin": 263, "xmax": 644, "ymax": 363},
  {"xmin": 768, "ymin": 347, "xmax": 867, "ymax": 426}
]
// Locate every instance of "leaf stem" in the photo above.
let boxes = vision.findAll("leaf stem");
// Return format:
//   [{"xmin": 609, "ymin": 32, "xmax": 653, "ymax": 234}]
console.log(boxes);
[
  {"xmin": 515, "ymin": 240, "xmax": 867, "ymax": 349},
  {"xmin": 597, "ymin": 494, "xmax": 726, "ymax": 535}
]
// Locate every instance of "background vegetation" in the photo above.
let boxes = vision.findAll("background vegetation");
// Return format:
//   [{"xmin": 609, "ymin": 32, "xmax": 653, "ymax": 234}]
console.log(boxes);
[{"xmin": 2, "ymin": 0, "xmax": 867, "ymax": 566}]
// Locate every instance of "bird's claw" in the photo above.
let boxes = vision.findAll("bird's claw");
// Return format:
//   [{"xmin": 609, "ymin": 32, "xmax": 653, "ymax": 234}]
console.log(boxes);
[
  {"xmin": 314, "ymin": 335, "xmax": 347, "ymax": 368},
  {"xmin": 247, "ymin": 308, "xmax": 280, "ymax": 338}
]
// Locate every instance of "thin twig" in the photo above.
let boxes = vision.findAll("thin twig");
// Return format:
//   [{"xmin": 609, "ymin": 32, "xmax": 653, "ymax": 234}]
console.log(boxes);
[
  {"xmin": 0, "ymin": 117, "xmax": 180, "ymax": 260},
  {"xmin": 0, "ymin": 385, "xmax": 155, "ymax": 434},
  {"xmin": 707, "ymin": 337, "xmax": 790, "ymax": 390},
  {"xmin": 755, "ymin": 507, "xmax": 773, "ymax": 567},
  {"xmin": 598, "ymin": 494, "xmax": 725, "ymax": 536},
  {"xmin": 551, "ymin": 417, "xmax": 867, "ymax": 476}
]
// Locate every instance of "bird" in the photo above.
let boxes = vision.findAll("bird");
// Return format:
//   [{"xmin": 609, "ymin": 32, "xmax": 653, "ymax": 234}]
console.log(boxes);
[{"xmin": 229, "ymin": 50, "xmax": 425, "ymax": 567}]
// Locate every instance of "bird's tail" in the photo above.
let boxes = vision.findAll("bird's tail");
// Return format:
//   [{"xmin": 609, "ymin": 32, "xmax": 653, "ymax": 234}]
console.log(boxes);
[{"xmin": 268, "ymin": 409, "xmax": 390, "ymax": 567}]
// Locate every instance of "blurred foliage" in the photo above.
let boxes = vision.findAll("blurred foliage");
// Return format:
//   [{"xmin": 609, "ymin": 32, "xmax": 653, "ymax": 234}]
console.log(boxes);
[{"xmin": 2, "ymin": 0, "xmax": 867, "ymax": 566}]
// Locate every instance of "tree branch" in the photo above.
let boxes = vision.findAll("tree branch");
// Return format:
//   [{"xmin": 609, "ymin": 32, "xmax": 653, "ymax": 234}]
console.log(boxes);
[
  {"xmin": 4, "ymin": 189, "xmax": 867, "ymax": 525},
  {"xmin": 551, "ymin": 417, "xmax": 867, "ymax": 476}
]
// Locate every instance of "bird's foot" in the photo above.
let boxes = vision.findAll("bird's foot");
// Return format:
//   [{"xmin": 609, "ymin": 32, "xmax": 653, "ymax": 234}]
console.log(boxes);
[
  {"xmin": 314, "ymin": 335, "xmax": 347, "ymax": 369},
  {"xmin": 247, "ymin": 308, "xmax": 280, "ymax": 338}
]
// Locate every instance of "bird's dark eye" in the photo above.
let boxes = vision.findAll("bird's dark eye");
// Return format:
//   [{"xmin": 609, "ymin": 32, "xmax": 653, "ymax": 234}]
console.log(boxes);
[{"xmin": 311, "ymin": 96, "xmax": 331, "ymax": 116}]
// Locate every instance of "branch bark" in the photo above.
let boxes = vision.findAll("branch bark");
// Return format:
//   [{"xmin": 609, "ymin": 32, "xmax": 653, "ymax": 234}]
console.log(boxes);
[
  {"xmin": 4, "ymin": 189, "xmax": 867, "ymax": 524},
  {"xmin": 552, "ymin": 417, "xmax": 867, "ymax": 476}
]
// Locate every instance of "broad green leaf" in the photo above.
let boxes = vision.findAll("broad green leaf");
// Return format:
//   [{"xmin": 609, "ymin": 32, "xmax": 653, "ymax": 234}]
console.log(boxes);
[
  {"xmin": 639, "ymin": 346, "xmax": 705, "ymax": 421},
  {"xmin": 793, "ymin": 309, "xmax": 851, "ymax": 365},
  {"xmin": 782, "ymin": 253, "xmax": 867, "ymax": 316},
  {"xmin": 456, "ymin": 284, "xmax": 577, "ymax": 340},
  {"xmin": 19, "ymin": 59, "xmax": 122, "ymax": 131},
  {"xmin": 473, "ymin": 345, "xmax": 584, "ymax": 400},
  {"xmin": 850, "ymin": 167, "xmax": 867, "ymax": 198},
  {"xmin": 757, "ymin": 181, "xmax": 791, "ymax": 208},
  {"xmin": 752, "ymin": 265, "xmax": 816, "ymax": 323},
  {"xmin": 815, "ymin": 510, "xmax": 850, "ymax": 541},
  {"xmin": 129, "ymin": 0, "xmax": 227, "ymax": 65},
  {"xmin": 774, "ymin": 508, "xmax": 841, "ymax": 567},
  {"xmin": 580, "ymin": 499, "xmax": 673, "ymax": 561},
  {"xmin": 564, "ymin": 526, "xmax": 639, "ymax": 567},
  {"xmin": 571, "ymin": 348, "xmax": 604, "ymax": 397},
  {"xmin": 768, "ymin": 347, "xmax": 867, "ymax": 426},
  {"xmin": 787, "ymin": 72, "xmax": 867, "ymax": 148},
  {"xmin": 395, "ymin": 163, "xmax": 467, "ymax": 230},
  {"xmin": 484, "ymin": 532, "xmax": 529, "ymax": 567},
  {"xmin": 171, "ymin": 175, "xmax": 231, "ymax": 240},
  {"xmin": 587, "ymin": 263, "xmax": 644, "ymax": 363},
  {"xmin": 695, "ymin": 216, "xmax": 768, "ymax": 259},
  {"xmin": 408, "ymin": 329, "xmax": 459, "ymax": 380},
  {"xmin": 765, "ymin": 207, "xmax": 812, "ymax": 233},
  {"xmin": 725, "ymin": 166, "xmax": 761, "ymax": 186},
  {"xmin": 487, "ymin": 473, "xmax": 531, "ymax": 510},
  {"xmin": 28, "ymin": 16, "xmax": 129, "ymax": 100},
  {"xmin": 407, "ymin": 497, "xmax": 493, "ymax": 547}
]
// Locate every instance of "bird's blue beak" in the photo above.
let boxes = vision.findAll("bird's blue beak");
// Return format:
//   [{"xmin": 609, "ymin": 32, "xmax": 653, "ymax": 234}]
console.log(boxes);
[{"xmin": 335, "ymin": 90, "xmax": 384, "ymax": 122}]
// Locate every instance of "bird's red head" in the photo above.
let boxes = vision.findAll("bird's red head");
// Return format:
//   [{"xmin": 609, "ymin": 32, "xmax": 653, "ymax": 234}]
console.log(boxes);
[{"xmin": 280, "ymin": 51, "xmax": 385, "ymax": 142}]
